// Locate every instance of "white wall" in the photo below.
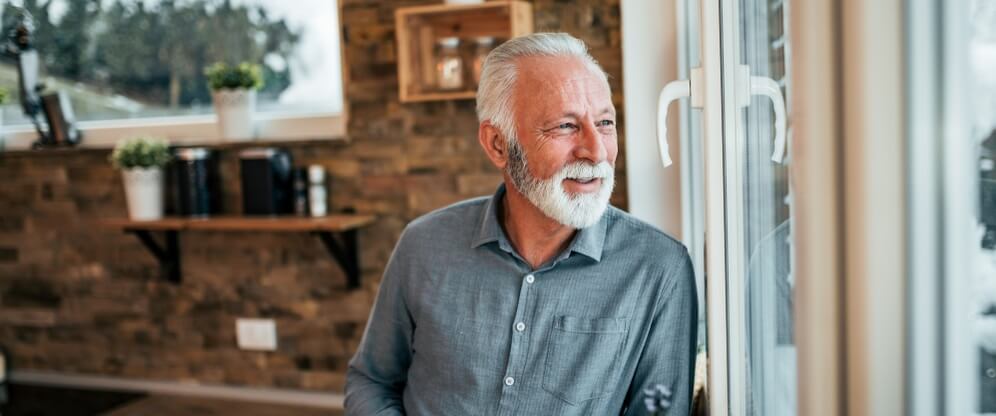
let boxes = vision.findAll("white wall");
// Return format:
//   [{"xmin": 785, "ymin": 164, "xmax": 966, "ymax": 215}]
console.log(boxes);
[{"xmin": 620, "ymin": 0, "xmax": 683, "ymax": 239}]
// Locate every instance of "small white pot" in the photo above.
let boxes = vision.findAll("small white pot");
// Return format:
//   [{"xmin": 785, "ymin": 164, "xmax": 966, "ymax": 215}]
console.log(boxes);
[
  {"xmin": 122, "ymin": 167, "xmax": 164, "ymax": 221},
  {"xmin": 212, "ymin": 88, "xmax": 257, "ymax": 141}
]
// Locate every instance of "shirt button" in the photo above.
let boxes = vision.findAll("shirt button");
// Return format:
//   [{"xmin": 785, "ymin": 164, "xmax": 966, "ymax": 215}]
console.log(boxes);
[
  {"xmin": 504, "ymin": 376, "xmax": 515, "ymax": 386},
  {"xmin": 515, "ymin": 322, "xmax": 526, "ymax": 332},
  {"xmin": 525, "ymin": 274, "xmax": 535, "ymax": 284}
]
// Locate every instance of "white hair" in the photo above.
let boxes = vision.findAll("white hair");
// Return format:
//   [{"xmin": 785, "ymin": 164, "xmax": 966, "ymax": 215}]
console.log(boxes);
[{"xmin": 475, "ymin": 32, "xmax": 608, "ymax": 145}]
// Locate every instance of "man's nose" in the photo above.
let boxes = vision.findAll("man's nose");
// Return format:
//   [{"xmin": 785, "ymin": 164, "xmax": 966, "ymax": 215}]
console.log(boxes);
[{"xmin": 575, "ymin": 121, "xmax": 608, "ymax": 163}]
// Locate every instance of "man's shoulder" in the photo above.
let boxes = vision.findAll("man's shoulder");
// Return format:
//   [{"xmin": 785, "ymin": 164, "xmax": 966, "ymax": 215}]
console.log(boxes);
[
  {"xmin": 401, "ymin": 195, "xmax": 490, "ymax": 240},
  {"xmin": 603, "ymin": 206, "xmax": 688, "ymax": 258},
  {"xmin": 602, "ymin": 207, "xmax": 694, "ymax": 294}
]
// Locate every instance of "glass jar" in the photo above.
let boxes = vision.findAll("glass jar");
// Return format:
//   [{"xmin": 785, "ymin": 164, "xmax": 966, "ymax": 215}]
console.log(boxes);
[
  {"xmin": 472, "ymin": 37, "xmax": 495, "ymax": 86},
  {"xmin": 435, "ymin": 37, "xmax": 464, "ymax": 91},
  {"xmin": 307, "ymin": 164, "xmax": 327, "ymax": 217}
]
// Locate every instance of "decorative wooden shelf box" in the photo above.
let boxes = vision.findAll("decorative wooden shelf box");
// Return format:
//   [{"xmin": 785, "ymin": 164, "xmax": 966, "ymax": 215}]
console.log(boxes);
[{"xmin": 395, "ymin": 1, "xmax": 533, "ymax": 103}]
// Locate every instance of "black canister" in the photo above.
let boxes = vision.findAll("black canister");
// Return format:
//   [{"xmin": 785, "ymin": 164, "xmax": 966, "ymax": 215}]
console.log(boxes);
[
  {"xmin": 239, "ymin": 147, "xmax": 294, "ymax": 215},
  {"xmin": 173, "ymin": 147, "xmax": 221, "ymax": 217}
]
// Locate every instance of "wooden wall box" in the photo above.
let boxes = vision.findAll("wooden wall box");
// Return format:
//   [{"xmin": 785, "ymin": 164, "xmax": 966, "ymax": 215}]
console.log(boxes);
[{"xmin": 395, "ymin": 1, "xmax": 533, "ymax": 103}]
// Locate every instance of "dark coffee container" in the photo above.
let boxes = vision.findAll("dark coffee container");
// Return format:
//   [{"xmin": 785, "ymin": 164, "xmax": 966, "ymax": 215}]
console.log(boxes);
[
  {"xmin": 239, "ymin": 147, "xmax": 294, "ymax": 215},
  {"xmin": 173, "ymin": 147, "xmax": 221, "ymax": 217}
]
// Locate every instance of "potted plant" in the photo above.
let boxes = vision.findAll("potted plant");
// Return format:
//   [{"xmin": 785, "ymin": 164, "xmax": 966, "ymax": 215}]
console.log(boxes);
[
  {"xmin": 205, "ymin": 62, "xmax": 264, "ymax": 141},
  {"xmin": 109, "ymin": 137, "xmax": 172, "ymax": 220}
]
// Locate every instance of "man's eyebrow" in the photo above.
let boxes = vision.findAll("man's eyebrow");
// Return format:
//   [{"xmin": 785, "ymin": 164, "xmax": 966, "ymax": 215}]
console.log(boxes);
[
  {"xmin": 543, "ymin": 112, "xmax": 582, "ymax": 124},
  {"xmin": 548, "ymin": 108, "xmax": 615, "ymax": 120},
  {"xmin": 541, "ymin": 107, "xmax": 616, "ymax": 126}
]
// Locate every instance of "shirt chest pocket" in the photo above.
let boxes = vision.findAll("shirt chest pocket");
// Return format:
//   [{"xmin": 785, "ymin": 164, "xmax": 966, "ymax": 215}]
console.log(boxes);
[{"xmin": 542, "ymin": 315, "xmax": 629, "ymax": 406}]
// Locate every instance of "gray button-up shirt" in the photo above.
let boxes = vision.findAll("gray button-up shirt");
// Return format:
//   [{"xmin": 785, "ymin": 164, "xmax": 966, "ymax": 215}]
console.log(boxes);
[{"xmin": 345, "ymin": 185, "xmax": 698, "ymax": 415}]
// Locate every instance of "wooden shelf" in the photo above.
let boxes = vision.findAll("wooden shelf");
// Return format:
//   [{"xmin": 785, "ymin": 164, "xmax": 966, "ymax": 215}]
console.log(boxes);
[
  {"xmin": 101, "ymin": 217, "xmax": 189, "ymax": 231},
  {"xmin": 100, "ymin": 215, "xmax": 375, "ymax": 288},
  {"xmin": 395, "ymin": 1, "xmax": 533, "ymax": 103}
]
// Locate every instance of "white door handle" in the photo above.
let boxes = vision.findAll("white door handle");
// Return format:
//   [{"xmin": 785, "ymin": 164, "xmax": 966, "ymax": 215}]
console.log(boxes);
[
  {"xmin": 656, "ymin": 68, "xmax": 703, "ymax": 168},
  {"xmin": 750, "ymin": 76, "xmax": 787, "ymax": 163},
  {"xmin": 736, "ymin": 65, "xmax": 787, "ymax": 163},
  {"xmin": 657, "ymin": 79, "xmax": 691, "ymax": 167}
]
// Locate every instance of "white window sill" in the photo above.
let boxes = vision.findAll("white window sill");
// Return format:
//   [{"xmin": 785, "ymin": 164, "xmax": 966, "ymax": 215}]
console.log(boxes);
[{"xmin": 0, "ymin": 111, "xmax": 347, "ymax": 152}]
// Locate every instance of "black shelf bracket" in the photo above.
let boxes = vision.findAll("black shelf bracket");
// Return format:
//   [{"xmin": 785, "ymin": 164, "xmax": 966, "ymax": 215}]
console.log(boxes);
[
  {"xmin": 119, "ymin": 226, "xmax": 363, "ymax": 289},
  {"xmin": 126, "ymin": 230, "xmax": 182, "ymax": 284},
  {"xmin": 315, "ymin": 230, "xmax": 360, "ymax": 289}
]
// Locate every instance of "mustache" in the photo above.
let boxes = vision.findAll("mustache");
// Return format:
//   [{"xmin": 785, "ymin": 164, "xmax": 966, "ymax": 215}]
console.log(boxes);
[{"xmin": 557, "ymin": 161, "xmax": 614, "ymax": 179}]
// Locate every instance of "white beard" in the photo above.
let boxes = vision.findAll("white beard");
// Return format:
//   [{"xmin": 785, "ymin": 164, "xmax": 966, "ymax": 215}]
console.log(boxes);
[{"xmin": 506, "ymin": 141, "xmax": 615, "ymax": 229}]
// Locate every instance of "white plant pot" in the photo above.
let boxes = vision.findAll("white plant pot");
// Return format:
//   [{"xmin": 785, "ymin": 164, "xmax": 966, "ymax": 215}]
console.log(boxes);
[
  {"xmin": 122, "ymin": 167, "xmax": 164, "ymax": 221},
  {"xmin": 212, "ymin": 89, "xmax": 257, "ymax": 141}
]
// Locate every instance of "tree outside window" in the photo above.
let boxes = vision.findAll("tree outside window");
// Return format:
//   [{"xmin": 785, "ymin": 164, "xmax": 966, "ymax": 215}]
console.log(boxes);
[{"xmin": 0, "ymin": 0, "xmax": 342, "ymax": 125}]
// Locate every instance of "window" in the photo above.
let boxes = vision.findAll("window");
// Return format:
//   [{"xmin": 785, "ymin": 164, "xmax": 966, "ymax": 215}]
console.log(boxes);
[
  {"xmin": 0, "ymin": 0, "xmax": 343, "ymax": 147},
  {"xmin": 907, "ymin": 0, "xmax": 996, "ymax": 414},
  {"xmin": 969, "ymin": 2, "xmax": 996, "ymax": 413}
]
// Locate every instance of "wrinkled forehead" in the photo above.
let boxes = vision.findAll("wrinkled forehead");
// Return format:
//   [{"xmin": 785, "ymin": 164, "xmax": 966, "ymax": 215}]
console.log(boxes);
[{"xmin": 512, "ymin": 55, "xmax": 613, "ymax": 119}]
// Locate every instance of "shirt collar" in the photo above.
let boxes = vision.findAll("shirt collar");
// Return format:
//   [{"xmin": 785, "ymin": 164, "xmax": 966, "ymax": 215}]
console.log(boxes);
[
  {"xmin": 569, "ymin": 210, "xmax": 607, "ymax": 262},
  {"xmin": 472, "ymin": 184, "xmax": 512, "ymax": 251},
  {"xmin": 471, "ymin": 183, "xmax": 607, "ymax": 263}
]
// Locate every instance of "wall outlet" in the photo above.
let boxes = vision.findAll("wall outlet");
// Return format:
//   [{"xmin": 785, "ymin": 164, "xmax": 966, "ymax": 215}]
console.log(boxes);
[{"xmin": 236, "ymin": 318, "xmax": 277, "ymax": 351}]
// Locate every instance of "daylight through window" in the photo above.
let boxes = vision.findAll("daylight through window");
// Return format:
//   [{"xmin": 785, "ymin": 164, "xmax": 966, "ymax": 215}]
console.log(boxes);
[{"xmin": 0, "ymin": 0, "xmax": 343, "ymax": 126}]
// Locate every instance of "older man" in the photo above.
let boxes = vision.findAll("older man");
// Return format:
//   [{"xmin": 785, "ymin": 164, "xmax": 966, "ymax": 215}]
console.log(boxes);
[{"xmin": 345, "ymin": 33, "xmax": 697, "ymax": 415}]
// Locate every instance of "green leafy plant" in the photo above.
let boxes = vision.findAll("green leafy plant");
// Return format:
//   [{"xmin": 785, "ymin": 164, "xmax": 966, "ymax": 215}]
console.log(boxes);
[
  {"xmin": 0, "ymin": 87, "xmax": 9, "ymax": 105},
  {"xmin": 109, "ymin": 137, "xmax": 172, "ymax": 169},
  {"xmin": 204, "ymin": 62, "xmax": 264, "ymax": 91}
]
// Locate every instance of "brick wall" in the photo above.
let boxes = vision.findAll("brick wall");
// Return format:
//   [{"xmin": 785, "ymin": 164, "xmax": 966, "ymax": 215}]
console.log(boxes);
[{"xmin": 0, "ymin": 0, "xmax": 626, "ymax": 392}]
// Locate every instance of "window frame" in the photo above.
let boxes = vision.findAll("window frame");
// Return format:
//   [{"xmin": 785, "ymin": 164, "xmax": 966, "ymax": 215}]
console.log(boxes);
[
  {"xmin": 789, "ymin": 1, "xmax": 845, "ymax": 415},
  {"xmin": 0, "ymin": 111, "xmax": 346, "ymax": 151},
  {"xmin": 907, "ymin": 0, "xmax": 978, "ymax": 414},
  {"xmin": 0, "ymin": 0, "xmax": 349, "ymax": 152}
]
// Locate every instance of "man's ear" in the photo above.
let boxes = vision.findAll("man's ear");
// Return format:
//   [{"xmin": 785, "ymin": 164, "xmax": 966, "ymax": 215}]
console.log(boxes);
[{"xmin": 478, "ymin": 121, "xmax": 508, "ymax": 170}]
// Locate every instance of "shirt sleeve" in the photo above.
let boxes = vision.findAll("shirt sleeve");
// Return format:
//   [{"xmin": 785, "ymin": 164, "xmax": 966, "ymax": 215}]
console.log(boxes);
[
  {"xmin": 623, "ymin": 249, "xmax": 699, "ymax": 416},
  {"xmin": 344, "ymin": 233, "xmax": 416, "ymax": 416}
]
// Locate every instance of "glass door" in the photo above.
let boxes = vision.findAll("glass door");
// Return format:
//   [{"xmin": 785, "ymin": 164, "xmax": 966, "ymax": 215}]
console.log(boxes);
[
  {"xmin": 677, "ymin": 0, "xmax": 707, "ymax": 360},
  {"xmin": 718, "ymin": 0, "xmax": 795, "ymax": 414},
  {"xmin": 667, "ymin": 0, "xmax": 796, "ymax": 414},
  {"xmin": 907, "ymin": 0, "xmax": 992, "ymax": 414},
  {"xmin": 973, "ymin": 3, "xmax": 996, "ymax": 411}
]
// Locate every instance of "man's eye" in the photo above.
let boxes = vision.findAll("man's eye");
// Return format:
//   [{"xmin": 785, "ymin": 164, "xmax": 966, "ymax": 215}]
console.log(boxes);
[
  {"xmin": 597, "ymin": 120, "xmax": 615, "ymax": 127},
  {"xmin": 557, "ymin": 123, "xmax": 577, "ymax": 130}
]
